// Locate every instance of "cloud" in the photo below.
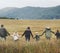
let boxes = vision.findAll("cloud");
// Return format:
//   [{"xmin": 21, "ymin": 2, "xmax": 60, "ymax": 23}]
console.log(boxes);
[{"xmin": 0, "ymin": 0, "xmax": 60, "ymax": 9}]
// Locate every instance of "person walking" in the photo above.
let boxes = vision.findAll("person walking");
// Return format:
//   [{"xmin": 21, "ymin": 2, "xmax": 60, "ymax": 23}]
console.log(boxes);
[
  {"xmin": 41, "ymin": 27, "xmax": 54, "ymax": 40},
  {"xmin": 12, "ymin": 32, "xmax": 20, "ymax": 41},
  {"xmin": 22, "ymin": 27, "xmax": 33, "ymax": 41},
  {"xmin": 55, "ymin": 30, "xmax": 60, "ymax": 39},
  {"xmin": 0, "ymin": 24, "xmax": 10, "ymax": 40},
  {"xmin": 33, "ymin": 32, "xmax": 40, "ymax": 41}
]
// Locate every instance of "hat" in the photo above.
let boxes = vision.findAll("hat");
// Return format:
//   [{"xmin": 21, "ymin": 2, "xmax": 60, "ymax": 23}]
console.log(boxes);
[
  {"xmin": 35, "ymin": 32, "xmax": 39, "ymax": 35},
  {"xmin": 46, "ymin": 27, "xmax": 50, "ymax": 29},
  {"xmin": 45, "ymin": 27, "xmax": 51, "ymax": 30}
]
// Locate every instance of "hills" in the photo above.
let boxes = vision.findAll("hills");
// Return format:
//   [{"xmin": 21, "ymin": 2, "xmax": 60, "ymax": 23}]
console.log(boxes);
[{"xmin": 0, "ymin": 6, "xmax": 60, "ymax": 19}]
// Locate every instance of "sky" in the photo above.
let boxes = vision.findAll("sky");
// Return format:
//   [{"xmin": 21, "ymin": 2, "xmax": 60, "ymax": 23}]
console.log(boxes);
[{"xmin": 0, "ymin": 0, "xmax": 60, "ymax": 9}]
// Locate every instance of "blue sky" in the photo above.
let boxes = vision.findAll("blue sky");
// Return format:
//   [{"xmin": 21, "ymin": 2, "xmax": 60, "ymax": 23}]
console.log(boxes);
[{"xmin": 0, "ymin": 0, "xmax": 60, "ymax": 9}]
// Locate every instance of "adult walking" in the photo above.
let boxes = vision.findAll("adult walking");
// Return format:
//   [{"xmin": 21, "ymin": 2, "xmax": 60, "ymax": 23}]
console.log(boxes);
[
  {"xmin": 41, "ymin": 27, "xmax": 54, "ymax": 40},
  {"xmin": 22, "ymin": 27, "xmax": 33, "ymax": 41},
  {"xmin": 0, "ymin": 24, "xmax": 10, "ymax": 40}
]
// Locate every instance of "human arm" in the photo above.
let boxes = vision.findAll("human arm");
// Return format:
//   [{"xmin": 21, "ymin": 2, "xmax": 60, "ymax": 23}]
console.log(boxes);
[
  {"xmin": 7, "ymin": 32, "xmax": 10, "ymax": 36},
  {"xmin": 51, "ymin": 31, "xmax": 55, "ymax": 34},
  {"xmin": 33, "ymin": 36, "xmax": 36, "ymax": 39},
  {"xmin": 5, "ymin": 29, "xmax": 10, "ymax": 36},
  {"xmin": 30, "ymin": 31, "xmax": 33, "ymax": 38},
  {"xmin": 21, "ymin": 31, "xmax": 25, "ymax": 37},
  {"xmin": 39, "ymin": 35, "xmax": 42, "ymax": 36},
  {"xmin": 41, "ymin": 31, "xmax": 46, "ymax": 36}
]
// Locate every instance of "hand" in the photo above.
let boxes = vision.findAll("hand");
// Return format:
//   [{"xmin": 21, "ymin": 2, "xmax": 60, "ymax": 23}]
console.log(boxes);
[
  {"xmin": 33, "ymin": 37, "xmax": 35, "ymax": 39},
  {"xmin": 20, "ymin": 36, "xmax": 23, "ymax": 38},
  {"xmin": 39, "ymin": 35, "xmax": 42, "ymax": 36}
]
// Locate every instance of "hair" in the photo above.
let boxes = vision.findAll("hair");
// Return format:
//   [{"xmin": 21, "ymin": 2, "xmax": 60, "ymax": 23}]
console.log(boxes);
[
  {"xmin": 57, "ymin": 30, "xmax": 59, "ymax": 32},
  {"xmin": 1, "ymin": 24, "xmax": 4, "ymax": 27},
  {"xmin": 27, "ymin": 27, "xmax": 30, "ymax": 29}
]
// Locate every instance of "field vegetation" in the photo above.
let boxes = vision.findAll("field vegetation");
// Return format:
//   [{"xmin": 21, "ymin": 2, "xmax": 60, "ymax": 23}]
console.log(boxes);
[{"xmin": 0, "ymin": 19, "xmax": 60, "ymax": 53}]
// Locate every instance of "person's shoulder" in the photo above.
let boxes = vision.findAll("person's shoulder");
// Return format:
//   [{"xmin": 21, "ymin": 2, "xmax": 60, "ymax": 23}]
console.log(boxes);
[
  {"xmin": 1, "ymin": 27, "xmax": 5, "ymax": 29},
  {"xmin": 0, "ymin": 28, "xmax": 1, "ymax": 30},
  {"xmin": 0, "ymin": 27, "xmax": 4, "ymax": 29},
  {"xmin": 26, "ymin": 29, "xmax": 30, "ymax": 31}
]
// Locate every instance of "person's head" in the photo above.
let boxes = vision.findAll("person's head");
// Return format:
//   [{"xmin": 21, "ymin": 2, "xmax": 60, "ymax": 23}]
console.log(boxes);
[
  {"xmin": 27, "ymin": 27, "xmax": 30, "ymax": 29},
  {"xmin": 45, "ymin": 27, "xmax": 51, "ymax": 30},
  {"xmin": 35, "ymin": 32, "xmax": 39, "ymax": 35},
  {"xmin": 56, "ymin": 30, "xmax": 59, "ymax": 33},
  {"xmin": 1, "ymin": 24, "xmax": 4, "ymax": 28}
]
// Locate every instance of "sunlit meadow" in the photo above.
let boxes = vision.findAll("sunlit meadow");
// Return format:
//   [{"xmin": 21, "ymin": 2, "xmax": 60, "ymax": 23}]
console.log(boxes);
[{"xmin": 0, "ymin": 19, "xmax": 60, "ymax": 53}]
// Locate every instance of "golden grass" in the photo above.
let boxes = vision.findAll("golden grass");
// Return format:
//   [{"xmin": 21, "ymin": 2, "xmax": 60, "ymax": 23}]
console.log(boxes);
[
  {"xmin": 0, "ymin": 19, "xmax": 60, "ymax": 53},
  {"xmin": 0, "ymin": 19, "xmax": 60, "ymax": 33}
]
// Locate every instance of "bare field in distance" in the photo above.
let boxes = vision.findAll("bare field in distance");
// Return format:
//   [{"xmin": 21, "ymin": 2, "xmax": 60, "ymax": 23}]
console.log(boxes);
[{"xmin": 0, "ymin": 19, "xmax": 60, "ymax": 33}]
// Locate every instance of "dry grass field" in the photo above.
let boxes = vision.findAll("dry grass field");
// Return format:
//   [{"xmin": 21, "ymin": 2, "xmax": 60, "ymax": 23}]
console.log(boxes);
[{"xmin": 0, "ymin": 19, "xmax": 60, "ymax": 53}]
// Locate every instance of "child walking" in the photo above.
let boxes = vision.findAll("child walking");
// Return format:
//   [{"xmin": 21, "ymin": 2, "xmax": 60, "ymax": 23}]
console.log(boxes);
[
  {"xmin": 34, "ymin": 32, "xmax": 40, "ymax": 41},
  {"xmin": 12, "ymin": 32, "xmax": 20, "ymax": 41},
  {"xmin": 55, "ymin": 30, "xmax": 60, "ymax": 39}
]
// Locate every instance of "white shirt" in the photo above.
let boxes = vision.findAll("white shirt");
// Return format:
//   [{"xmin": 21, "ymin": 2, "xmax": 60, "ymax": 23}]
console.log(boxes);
[{"xmin": 12, "ymin": 32, "xmax": 19, "ymax": 41}]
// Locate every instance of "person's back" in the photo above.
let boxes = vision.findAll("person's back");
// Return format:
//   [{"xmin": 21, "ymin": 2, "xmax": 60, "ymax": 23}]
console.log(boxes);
[
  {"xmin": 22, "ymin": 27, "xmax": 33, "ymax": 41},
  {"xmin": 0, "ymin": 25, "xmax": 10, "ymax": 40},
  {"xmin": 0, "ymin": 28, "xmax": 7, "ymax": 37},
  {"xmin": 34, "ymin": 32, "xmax": 40, "ymax": 41},
  {"xmin": 41, "ymin": 27, "xmax": 54, "ymax": 40},
  {"xmin": 34, "ymin": 35, "xmax": 40, "ymax": 41},
  {"xmin": 45, "ymin": 28, "xmax": 51, "ymax": 39},
  {"xmin": 55, "ymin": 30, "xmax": 60, "ymax": 39},
  {"xmin": 12, "ymin": 32, "xmax": 19, "ymax": 41},
  {"xmin": 24, "ymin": 29, "xmax": 32, "ymax": 37}
]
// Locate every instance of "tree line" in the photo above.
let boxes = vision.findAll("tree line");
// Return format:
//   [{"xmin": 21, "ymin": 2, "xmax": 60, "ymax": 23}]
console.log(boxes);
[{"xmin": 0, "ymin": 17, "xmax": 15, "ymax": 19}]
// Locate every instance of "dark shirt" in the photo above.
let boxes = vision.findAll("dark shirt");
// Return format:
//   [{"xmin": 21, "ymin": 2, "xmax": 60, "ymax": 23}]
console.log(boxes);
[
  {"xmin": 22, "ymin": 29, "xmax": 33, "ymax": 38},
  {"xmin": 34, "ymin": 35, "xmax": 40, "ymax": 41},
  {"xmin": 55, "ymin": 32, "xmax": 60, "ymax": 38},
  {"xmin": 0, "ymin": 27, "xmax": 10, "ymax": 37}
]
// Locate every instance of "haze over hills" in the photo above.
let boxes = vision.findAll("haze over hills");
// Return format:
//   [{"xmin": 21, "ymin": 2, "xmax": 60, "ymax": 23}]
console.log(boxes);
[{"xmin": 0, "ymin": 5, "xmax": 60, "ymax": 19}]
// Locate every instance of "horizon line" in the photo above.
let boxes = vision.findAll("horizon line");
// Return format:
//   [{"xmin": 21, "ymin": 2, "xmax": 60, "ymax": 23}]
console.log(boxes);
[{"xmin": 0, "ymin": 5, "xmax": 60, "ymax": 10}]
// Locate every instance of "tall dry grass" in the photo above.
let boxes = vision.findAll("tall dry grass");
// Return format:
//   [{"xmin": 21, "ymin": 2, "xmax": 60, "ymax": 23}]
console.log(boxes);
[
  {"xmin": 0, "ymin": 39, "xmax": 60, "ymax": 53},
  {"xmin": 0, "ymin": 19, "xmax": 60, "ymax": 53}
]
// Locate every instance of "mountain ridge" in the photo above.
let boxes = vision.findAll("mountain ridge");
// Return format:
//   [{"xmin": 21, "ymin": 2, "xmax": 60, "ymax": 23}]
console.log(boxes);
[{"xmin": 0, "ymin": 5, "xmax": 60, "ymax": 19}]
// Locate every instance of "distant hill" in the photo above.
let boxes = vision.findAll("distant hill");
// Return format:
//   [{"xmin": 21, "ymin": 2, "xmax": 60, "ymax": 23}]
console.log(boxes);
[{"xmin": 0, "ymin": 6, "xmax": 60, "ymax": 19}]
